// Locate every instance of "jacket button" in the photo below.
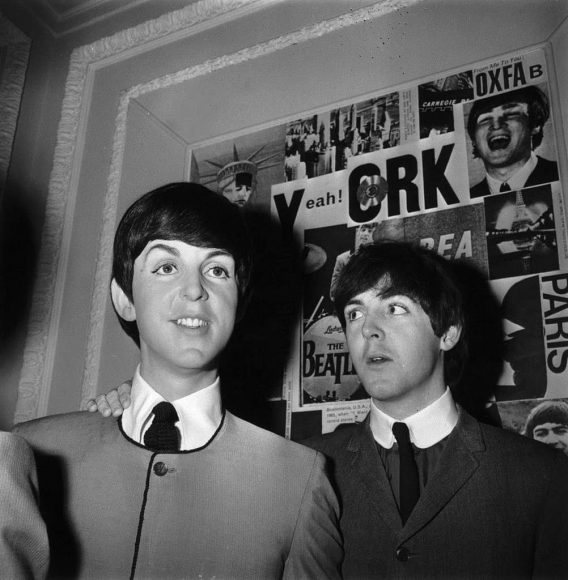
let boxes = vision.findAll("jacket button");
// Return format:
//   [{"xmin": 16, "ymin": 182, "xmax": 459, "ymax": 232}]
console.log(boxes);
[
  {"xmin": 396, "ymin": 547, "xmax": 410, "ymax": 562},
  {"xmin": 153, "ymin": 461, "xmax": 168, "ymax": 476}
]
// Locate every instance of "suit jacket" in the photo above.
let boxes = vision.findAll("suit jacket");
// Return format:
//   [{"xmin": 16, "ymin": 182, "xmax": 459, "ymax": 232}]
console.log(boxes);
[
  {"xmin": 305, "ymin": 408, "xmax": 568, "ymax": 579},
  {"xmin": 470, "ymin": 156, "xmax": 559, "ymax": 198},
  {"xmin": 15, "ymin": 410, "xmax": 342, "ymax": 579},
  {"xmin": 0, "ymin": 432, "xmax": 49, "ymax": 579}
]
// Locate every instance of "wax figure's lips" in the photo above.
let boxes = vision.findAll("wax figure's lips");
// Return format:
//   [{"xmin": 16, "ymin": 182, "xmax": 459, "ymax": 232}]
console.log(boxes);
[{"xmin": 174, "ymin": 317, "xmax": 209, "ymax": 328}]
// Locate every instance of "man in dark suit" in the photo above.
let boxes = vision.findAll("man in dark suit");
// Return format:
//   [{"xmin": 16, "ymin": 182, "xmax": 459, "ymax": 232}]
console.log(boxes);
[
  {"xmin": 307, "ymin": 241, "xmax": 568, "ymax": 579},
  {"xmin": 467, "ymin": 85, "xmax": 559, "ymax": 198}
]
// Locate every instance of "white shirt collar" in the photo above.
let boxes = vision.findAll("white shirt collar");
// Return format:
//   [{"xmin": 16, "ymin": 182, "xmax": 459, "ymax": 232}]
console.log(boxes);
[
  {"xmin": 121, "ymin": 366, "xmax": 223, "ymax": 450},
  {"xmin": 369, "ymin": 387, "xmax": 458, "ymax": 449},
  {"xmin": 486, "ymin": 152, "xmax": 538, "ymax": 195}
]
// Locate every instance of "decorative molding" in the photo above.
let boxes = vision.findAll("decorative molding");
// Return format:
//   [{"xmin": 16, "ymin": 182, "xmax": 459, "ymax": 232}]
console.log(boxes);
[
  {"xmin": 0, "ymin": 16, "xmax": 30, "ymax": 195},
  {"xmin": 16, "ymin": 0, "xmax": 421, "ymax": 421}
]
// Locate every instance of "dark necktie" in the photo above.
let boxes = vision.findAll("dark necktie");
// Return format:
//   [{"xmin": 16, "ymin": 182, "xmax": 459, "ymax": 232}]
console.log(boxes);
[
  {"xmin": 500, "ymin": 182, "xmax": 511, "ymax": 192},
  {"xmin": 144, "ymin": 402, "xmax": 180, "ymax": 451},
  {"xmin": 392, "ymin": 422, "xmax": 420, "ymax": 524}
]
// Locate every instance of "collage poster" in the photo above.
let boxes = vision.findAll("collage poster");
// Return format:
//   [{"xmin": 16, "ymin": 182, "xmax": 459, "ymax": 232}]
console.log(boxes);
[{"xmin": 190, "ymin": 46, "xmax": 568, "ymax": 444}]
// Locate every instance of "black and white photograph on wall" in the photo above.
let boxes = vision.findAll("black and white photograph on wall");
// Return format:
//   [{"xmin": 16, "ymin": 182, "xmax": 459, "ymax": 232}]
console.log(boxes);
[
  {"xmin": 484, "ymin": 184, "xmax": 559, "ymax": 280},
  {"xmin": 190, "ymin": 124, "xmax": 285, "ymax": 212},
  {"xmin": 418, "ymin": 71, "xmax": 473, "ymax": 138},
  {"xmin": 463, "ymin": 77, "xmax": 560, "ymax": 199},
  {"xmin": 329, "ymin": 92, "xmax": 400, "ymax": 172},
  {"xmin": 497, "ymin": 397, "xmax": 568, "ymax": 457},
  {"xmin": 302, "ymin": 223, "xmax": 366, "ymax": 405},
  {"xmin": 284, "ymin": 114, "xmax": 334, "ymax": 181}
]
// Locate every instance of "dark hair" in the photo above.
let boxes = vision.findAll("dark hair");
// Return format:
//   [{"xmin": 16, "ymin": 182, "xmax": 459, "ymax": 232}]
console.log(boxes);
[
  {"xmin": 524, "ymin": 400, "xmax": 568, "ymax": 438},
  {"xmin": 112, "ymin": 182, "xmax": 252, "ymax": 345},
  {"xmin": 467, "ymin": 85, "xmax": 550, "ymax": 155},
  {"xmin": 333, "ymin": 240, "xmax": 466, "ymax": 386}
]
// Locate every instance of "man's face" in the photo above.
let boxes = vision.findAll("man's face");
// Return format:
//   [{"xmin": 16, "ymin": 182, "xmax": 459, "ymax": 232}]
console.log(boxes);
[
  {"xmin": 222, "ymin": 181, "xmax": 252, "ymax": 207},
  {"xmin": 125, "ymin": 240, "xmax": 238, "ymax": 387},
  {"xmin": 473, "ymin": 101, "xmax": 537, "ymax": 169},
  {"xmin": 355, "ymin": 224, "xmax": 376, "ymax": 248},
  {"xmin": 343, "ymin": 278, "xmax": 456, "ymax": 418},
  {"xmin": 532, "ymin": 422, "xmax": 568, "ymax": 455}
]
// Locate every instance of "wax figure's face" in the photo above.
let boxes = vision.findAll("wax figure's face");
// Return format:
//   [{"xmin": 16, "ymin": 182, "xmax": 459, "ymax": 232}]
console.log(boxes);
[
  {"xmin": 222, "ymin": 181, "xmax": 252, "ymax": 207},
  {"xmin": 343, "ymin": 277, "xmax": 458, "ymax": 417},
  {"xmin": 473, "ymin": 101, "xmax": 537, "ymax": 169},
  {"xmin": 113, "ymin": 240, "xmax": 238, "ymax": 381},
  {"xmin": 532, "ymin": 422, "xmax": 568, "ymax": 455}
]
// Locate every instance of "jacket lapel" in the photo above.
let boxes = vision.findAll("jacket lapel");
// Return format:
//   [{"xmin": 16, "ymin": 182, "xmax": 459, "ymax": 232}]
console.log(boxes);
[
  {"xmin": 346, "ymin": 416, "xmax": 403, "ymax": 533},
  {"xmin": 399, "ymin": 408, "xmax": 485, "ymax": 541}
]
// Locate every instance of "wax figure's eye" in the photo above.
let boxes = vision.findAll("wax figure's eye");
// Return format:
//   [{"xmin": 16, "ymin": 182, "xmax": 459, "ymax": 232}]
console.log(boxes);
[
  {"xmin": 153, "ymin": 262, "xmax": 177, "ymax": 275},
  {"xmin": 204, "ymin": 265, "xmax": 230, "ymax": 279}
]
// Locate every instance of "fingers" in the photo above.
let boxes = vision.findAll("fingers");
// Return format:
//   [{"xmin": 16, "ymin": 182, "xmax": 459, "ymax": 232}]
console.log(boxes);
[
  {"xmin": 84, "ymin": 381, "xmax": 132, "ymax": 417},
  {"xmin": 117, "ymin": 382, "xmax": 132, "ymax": 410},
  {"xmin": 85, "ymin": 394, "xmax": 114, "ymax": 417}
]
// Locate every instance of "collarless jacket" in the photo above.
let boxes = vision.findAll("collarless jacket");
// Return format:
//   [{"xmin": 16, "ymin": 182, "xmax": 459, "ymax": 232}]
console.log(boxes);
[
  {"xmin": 306, "ymin": 407, "xmax": 568, "ymax": 579},
  {"xmin": 15, "ymin": 409, "xmax": 343, "ymax": 579}
]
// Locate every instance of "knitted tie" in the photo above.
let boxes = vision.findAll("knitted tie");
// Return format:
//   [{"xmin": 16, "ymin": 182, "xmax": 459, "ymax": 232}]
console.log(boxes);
[
  {"xmin": 144, "ymin": 402, "xmax": 180, "ymax": 451},
  {"xmin": 499, "ymin": 182, "xmax": 511, "ymax": 192},
  {"xmin": 392, "ymin": 422, "xmax": 420, "ymax": 524}
]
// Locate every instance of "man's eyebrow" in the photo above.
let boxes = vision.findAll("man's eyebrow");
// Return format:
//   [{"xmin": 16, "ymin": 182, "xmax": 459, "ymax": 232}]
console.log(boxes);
[
  {"xmin": 501, "ymin": 101, "xmax": 526, "ymax": 110},
  {"xmin": 345, "ymin": 297, "xmax": 364, "ymax": 308}
]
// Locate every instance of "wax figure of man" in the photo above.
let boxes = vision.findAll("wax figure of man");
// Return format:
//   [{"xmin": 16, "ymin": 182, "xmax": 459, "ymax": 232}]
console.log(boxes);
[
  {"xmin": 90, "ymin": 240, "xmax": 568, "ymax": 578},
  {"xmin": 15, "ymin": 183, "xmax": 342, "ymax": 579},
  {"xmin": 524, "ymin": 399, "xmax": 568, "ymax": 457},
  {"xmin": 0, "ymin": 432, "xmax": 49, "ymax": 579},
  {"xmin": 468, "ymin": 85, "xmax": 559, "ymax": 198}
]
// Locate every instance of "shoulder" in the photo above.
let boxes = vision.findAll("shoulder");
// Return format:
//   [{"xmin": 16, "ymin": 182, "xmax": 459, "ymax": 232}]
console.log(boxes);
[
  {"xmin": 462, "ymin": 412, "xmax": 568, "ymax": 469},
  {"xmin": 224, "ymin": 412, "xmax": 322, "ymax": 466},
  {"xmin": 469, "ymin": 178, "xmax": 490, "ymax": 198},
  {"xmin": 0, "ymin": 431, "xmax": 34, "ymax": 463},
  {"xmin": 532, "ymin": 156, "xmax": 559, "ymax": 181},
  {"xmin": 303, "ymin": 421, "xmax": 365, "ymax": 457},
  {"xmin": 14, "ymin": 411, "xmax": 118, "ymax": 453}
]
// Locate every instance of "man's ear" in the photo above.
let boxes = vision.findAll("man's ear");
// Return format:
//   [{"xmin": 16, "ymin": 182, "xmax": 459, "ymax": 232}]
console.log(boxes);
[
  {"xmin": 440, "ymin": 325, "xmax": 462, "ymax": 352},
  {"xmin": 111, "ymin": 279, "xmax": 136, "ymax": 322}
]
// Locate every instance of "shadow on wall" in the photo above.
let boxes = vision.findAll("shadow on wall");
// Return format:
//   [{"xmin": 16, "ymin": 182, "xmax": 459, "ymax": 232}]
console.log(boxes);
[
  {"xmin": 0, "ymin": 184, "xmax": 39, "ymax": 430},
  {"xmin": 451, "ymin": 259, "xmax": 504, "ymax": 426},
  {"xmin": 220, "ymin": 223, "xmax": 507, "ymax": 434},
  {"xmin": 220, "ymin": 208, "xmax": 302, "ymax": 437}
]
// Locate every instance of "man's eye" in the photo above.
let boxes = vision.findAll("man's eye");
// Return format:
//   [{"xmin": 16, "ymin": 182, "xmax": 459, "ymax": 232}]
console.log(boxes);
[
  {"xmin": 153, "ymin": 263, "xmax": 177, "ymax": 275},
  {"xmin": 504, "ymin": 112, "xmax": 524, "ymax": 122},
  {"xmin": 476, "ymin": 116, "xmax": 492, "ymax": 127},
  {"xmin": 205, "ymin": 265, "xmax": 229, "ymax": 279},
  {"xmin": 346, "ymin": 310, "xmax": 363, "ymax": 322},
  {"xmin": 388, "ymin": 304, "xmax": 407, "ymax": 315}
]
